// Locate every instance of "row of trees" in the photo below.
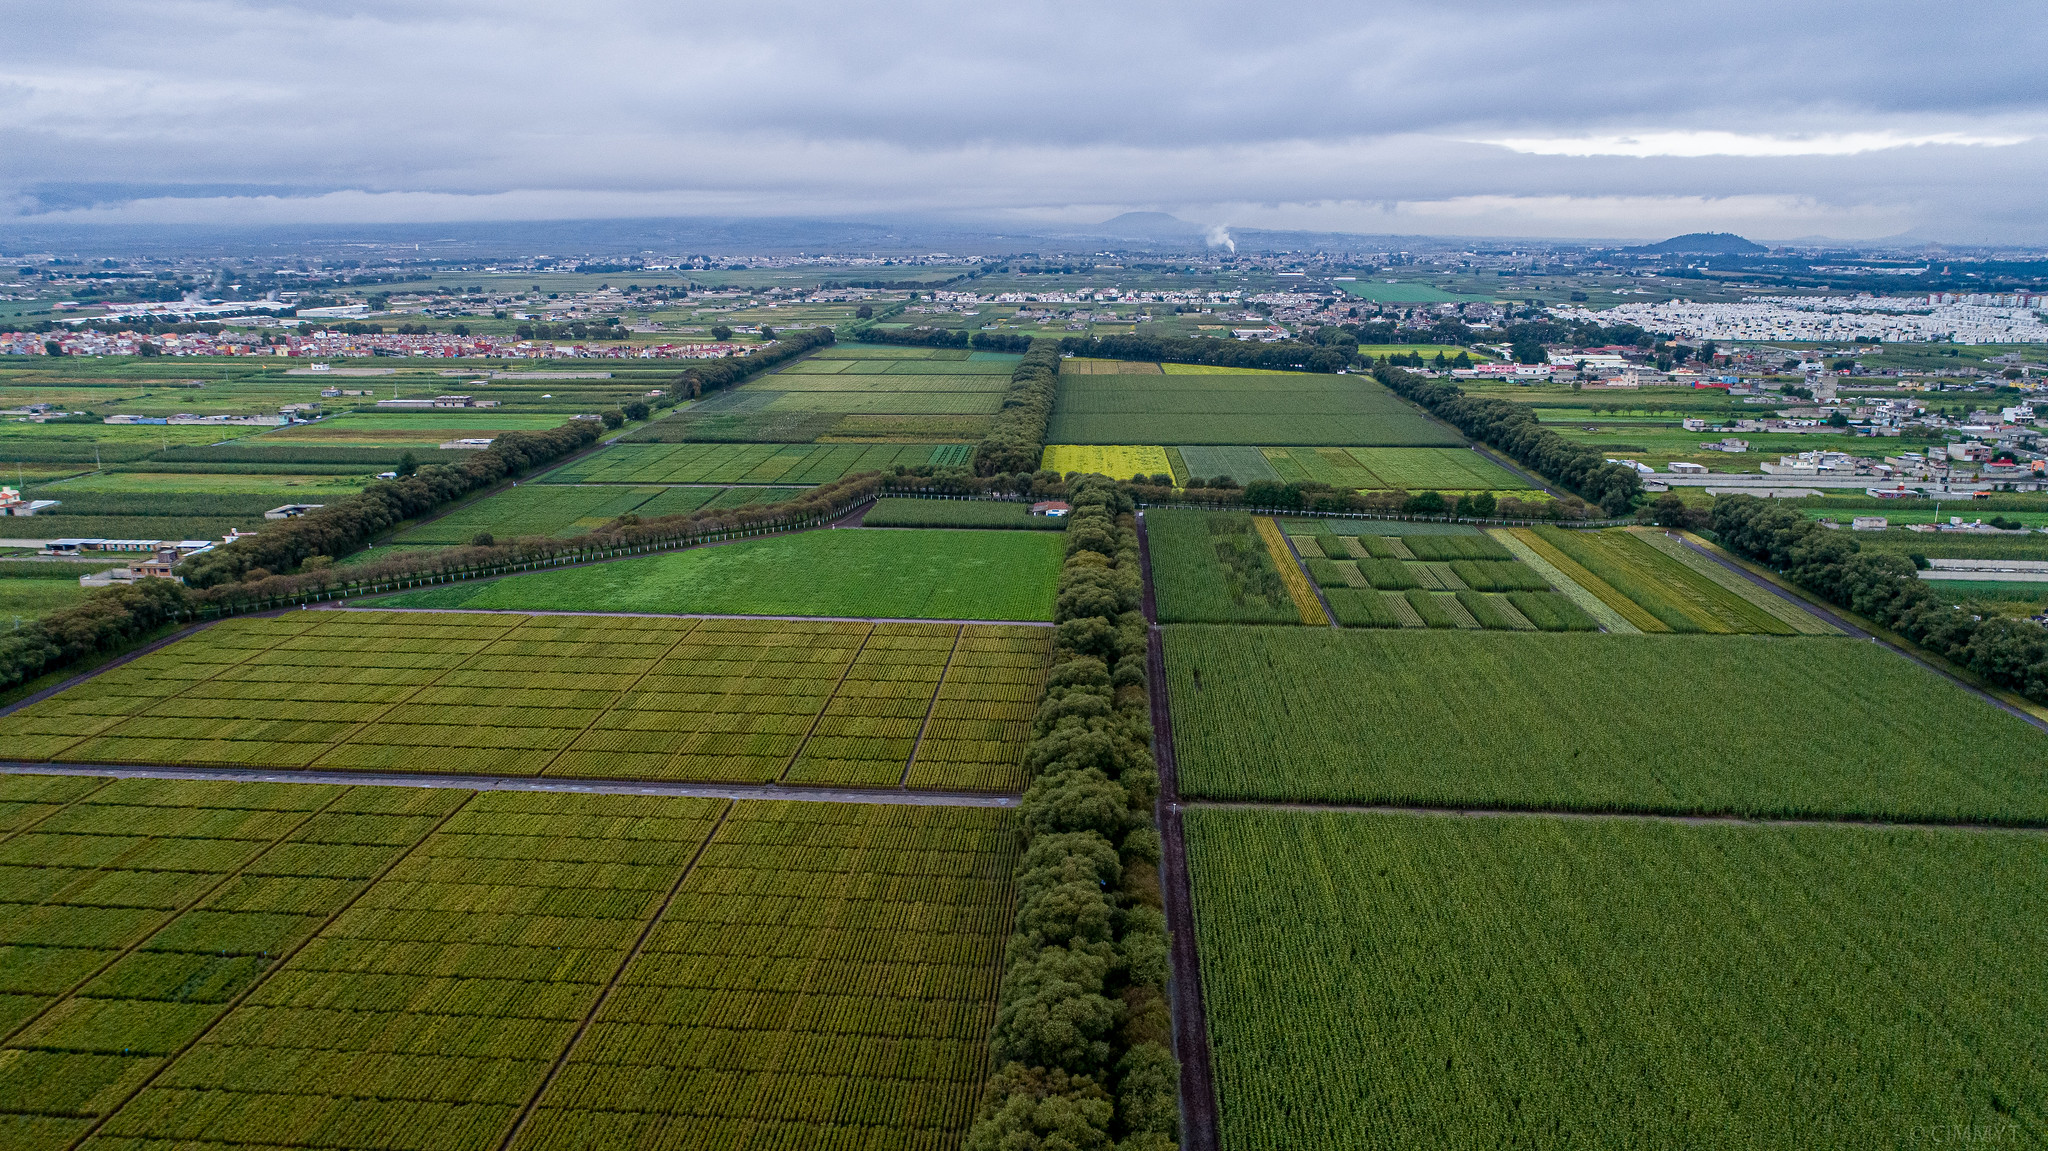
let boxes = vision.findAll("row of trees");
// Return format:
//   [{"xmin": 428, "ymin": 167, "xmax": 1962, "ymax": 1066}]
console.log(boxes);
[
  {"xmin": 968, "ymin": 474, "xmax": 1176, "ymax": 1151},
  {"xmin": 1373, "ymin": 365, "xmax": 1642, "ymax": 515},
  {"xmin": 853, "ymin": 326, "xmax": 1037, "ymax": 352},
  {"xmin": 1706, "ymin": 496, "xmax": 2048, "ymax": 705},
  {"xmin": 972, "ymin": 345, "xmax": 1061, "ymax": 476},
  {"xmin": 1059, "ymin": 333, "xmax": 1354, "ymax": 374},
  {"xmin": 668, "ymin": 326, "xmax": 834, "ymax": 398},
  {"xmin": 177, "ymin": 420, "xmax": 603, "ymax": 588}
]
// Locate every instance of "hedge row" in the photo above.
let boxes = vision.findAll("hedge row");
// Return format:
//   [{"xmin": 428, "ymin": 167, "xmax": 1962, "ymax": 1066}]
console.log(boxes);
[
  {"xmin": 1372, "ymin": 365, "xmax": 1643, "ymax": 514},
  {"xmin": 177, "ymin": 420, "xmax": 604, "ymax": 588},
  {"xmin": 1058, "ymin": 332, "xmax": 1354, "ymax": 374},
  {"xmin": 968, "ymin": 474, "xmax": 1177, "ymax": 1151},
  {"xmin": 0, "ymin": 472, "xmax": 885, "ymax": 694},
  {"xmin": 854, "ymin": 327, "xmax": 1036, "ymax": 352},
  {"xmin": 974, "ymin": 344, "xmax": 1061, "ymax": 477},
  {"xmin": 669, "ymin": 326, "xmax": 835, "ymax": 398},
  {"xmin": 1710, "ymin": 495, "xmax": 2048, "ymax": 704}
]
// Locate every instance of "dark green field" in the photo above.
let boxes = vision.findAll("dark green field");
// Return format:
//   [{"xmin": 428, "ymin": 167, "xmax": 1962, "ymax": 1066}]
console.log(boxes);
[
  {"xmin": 1165, "ymin": 627, "xmax": 2048, "ymax": 821},
  {"xmin": 1189, "ymin": 808, "xmax": 2048, "ymax": 1150},
  {"xmin": 1048, "ymin": 370, "xmax": 1459, "ymax": 446}
]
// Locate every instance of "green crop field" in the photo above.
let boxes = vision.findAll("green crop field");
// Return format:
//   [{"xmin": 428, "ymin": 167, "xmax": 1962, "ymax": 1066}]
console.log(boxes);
[
  {"xmin": 1249, "ymin": 446, "xmax": 1529, "ymax": 492},
  {"xmin": 1147, "ymin": 509, "xmax": 1304, "ymax": 625},
  {"xmin": 1047, "ymin": 370, "xmax": 1459, "ymax": 446},
  {"xmin": 0, "ymin": 612, "xmax": 1051, "ymax": 790},
  {"xmin": 544, "ymin": 442, "xmax": 968, "ymax": 484},
  {"xmin": 1163, "ymin": 627, "xmax": 2048, "ymax": 821},
  {"xmin": 0, "ymin": 775, "xmax": 1016, "ymax": 1148},
  {"xmin": 0, "ymin": 580, "xmax": 96, "ymax": 621},
  {"xmin": 373, "ymin": 528, "xmax": 1061, "ymax": 620},
  {"xmin": 1187, "ymin": 808, "xmax": 2048, "ymax": 1150},
  {"xmin": 390, "ymin": 483, "xmax": 802, "ymax": 545},
  {"xmin": 861, "ymin": 498, "xmax": 1064, "ymax": 530},
  {"xmin": 1175, "ymin": 445, "xmax": 1280, "ymax": 484},
  {"xmin": 1532, "ymin": 526, "xmax": 1803, "ymax": 634}
]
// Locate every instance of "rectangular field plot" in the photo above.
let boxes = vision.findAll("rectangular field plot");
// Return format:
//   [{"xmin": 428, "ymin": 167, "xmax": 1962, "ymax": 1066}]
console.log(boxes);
[
  {"xmin": 545, "ymin": 442, "xmax": 965, "ymax": 484},
  {"xmin": 1343, "ymin": 446, "xmax": 1528, "ymax": 490},
  {"xmin": 1163, "ymin": 626, "xmax": 2048, "ymax": 821},
  {"xmin": 1188, "ymin": 808, "xmax": 2048, "ymax": 1150},
  {"xmin": 1147, "ymin": 509, "xmax": 1306, "ymax": 625},
  {"xmin": 0, "ymin": 782, "xmax": 1016, "ymax": 1149},
  {"xmin": 1047, "ymin": 372, "xmax": 1459, "ymax": 446},
  {"xmin": 516, "ymin": 801, "xmax": 1017, "ymax": 1148},
  {"xmin": 389, "ymin": 484, "xmax": 802, "ymax": 545},
  {"xmin": 1521, "ymin": 526, "xmax": 1823, "ymax": 636},
  {"xmin": 861, "ymin": 499, "xmax": 1064, "ymax": 531},
  {"xmin": 0, "ymin": 614, "xmax": 1049, "ymax": 790},
  {"xmin": 1175, "ymin": 445, "xmax": 1279, "ymax": 484},
  {"xmin": 371, "ymin": 527, "xmax": 1062, "ymax": 621},
  {"xmin": 1040, "ymin": 444, "xmax": 1172, "ymax": 479}
]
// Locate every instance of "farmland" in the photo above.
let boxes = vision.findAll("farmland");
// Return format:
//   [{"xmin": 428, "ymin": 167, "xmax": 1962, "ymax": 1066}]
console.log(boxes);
[
  {"xmin": 0, "ymin": 775, "xmax": 1016, "ymax": 1148},
  {"xmin": 862, "ymin": 498, "xmax": 1063, "ymax": 530},
  {"xmin": 1284, "ymin": 528, "xmax": 1590, "ymax": 631},
  {"xmin": 1163, "ymin": 627, "xmax": 2048, "ymax": 821},
  {"xmin": 1047, "ymin": 366, "xmax": 1460, "ymax": 446},
  {"xmin": 1187, "ymin": 808, "xmax": 2048, "ymax": 1150},
  {"xmin": 388, "ymin": 483, "xmax": 804, "ymax": 545},
  {"xmin": 0, "ymin": 612, "xmax": 1051, "ymax": 791},
  {"xmin": 372, "ymin": 528, "xmax": 1062, "ymax": 620},
  {"xmin": 1147, "ymin": 509, "xmax": 1306, "ymax": 625},
  {"xmin": 636, "ymin": 345, "xmax": 1019, "ymax": 443},
  {"xmin": 544, "ymin": 442, "xmax": 967, "ymax": 485},
  {"xmin": 1040, "ymin": 444, "xmax": 1173, "ymax": 480}
]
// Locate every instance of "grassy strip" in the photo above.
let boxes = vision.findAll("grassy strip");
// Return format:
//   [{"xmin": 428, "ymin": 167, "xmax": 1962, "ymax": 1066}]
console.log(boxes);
[{"xmin": 861, "ymin": 498, "xmax": 1064, "ymax": 530}]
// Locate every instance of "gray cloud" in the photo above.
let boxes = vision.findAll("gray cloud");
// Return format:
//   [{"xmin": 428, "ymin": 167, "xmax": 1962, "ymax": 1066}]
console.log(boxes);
[{"xmin": 1, "ymin": 0, "xmax": 2044, "ymax": 242}]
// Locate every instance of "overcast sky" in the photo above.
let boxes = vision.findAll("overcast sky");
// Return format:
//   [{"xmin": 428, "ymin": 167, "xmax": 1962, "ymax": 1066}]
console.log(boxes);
[{"xmin": 3, "ymin": 0, "xmax": 2045, "ymax": 244}]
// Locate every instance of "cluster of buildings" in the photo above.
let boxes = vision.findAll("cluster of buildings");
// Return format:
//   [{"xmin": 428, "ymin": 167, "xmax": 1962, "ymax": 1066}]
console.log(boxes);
[
  {"xmin": 0, "ymin": 327, "xmax": 757, "ymax": 361},
  {"xmin": 1553, "ymin": 296, "xmax": 2048, "ymax": 344}
]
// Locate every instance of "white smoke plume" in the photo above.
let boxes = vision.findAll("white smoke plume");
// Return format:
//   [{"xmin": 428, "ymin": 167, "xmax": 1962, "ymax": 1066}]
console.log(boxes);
[{"xmin": 1205, "ymin": 223, "xmax": 1235, "ymax": 252}]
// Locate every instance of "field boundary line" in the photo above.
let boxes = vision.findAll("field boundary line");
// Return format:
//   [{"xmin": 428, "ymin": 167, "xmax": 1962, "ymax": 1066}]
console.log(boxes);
[
  {"xmin": 0, "ymin": 762, "xmax": 1020, "ymax": 806},
  {"xmin": 899, "ymin": 623, "xmax": 965, "ymax": 787},
  {"xmin": 533, "ymin": 617, "xmax": 706, "ymax": 779},
  {"xmin": 0, "ymin": 787, "xmax": 354, "ymax": 1049},
  {"xmin": 1674, "ymin": 532, "xmax": 2048, "ymax": 734},
  {"xmin": 777, "ymin": 623, "xmax": 876, "ymax": 784},
  {"xmin": 495, "ymin": 800, "xmax": 736, "ymax": 1150},
  {"xmin": 1133, "ymin": 512, "xmax": 1221, "ymax": 1151},
  {"xmin": 1180, "ymin": 797, "xmax": 2048, "ymax": 835},
  {"xmin": 63, "ymin": 789, "xmax": 484, "ymax": 1150},
  {"xmin": 317, "ymin": 606, "xmax": 1054, "ymax": 627}
]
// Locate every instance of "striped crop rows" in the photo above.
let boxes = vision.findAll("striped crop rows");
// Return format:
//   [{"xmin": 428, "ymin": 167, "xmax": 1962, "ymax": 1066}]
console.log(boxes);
[
  {"xmin": 0, "ymin": 613, "xmax": 1051, "ymax": 793},
  {"xmin": 0, "ymin": 776, "xmax": 1017, "ymax": 1149}
]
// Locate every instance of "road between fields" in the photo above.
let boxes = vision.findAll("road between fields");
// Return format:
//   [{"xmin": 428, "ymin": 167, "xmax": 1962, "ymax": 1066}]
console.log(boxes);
[
  {"xmin": 1134, "ymin": 510, "xmax": 1222, "ymax": 1151},
  {"xmin": 0, "ymin": 761, "xmax": 1020, "ymax": 807},
  {"xmin": 1672, "ymin": 533, "xmax": 2048, "ymax": 737},
  {"xmin": 1178, "ymin": 797, "xmax": 2048, "ymax": 835}
]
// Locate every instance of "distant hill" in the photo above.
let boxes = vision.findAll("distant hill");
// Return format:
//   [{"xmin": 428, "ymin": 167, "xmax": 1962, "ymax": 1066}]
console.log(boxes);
[
  {"xmin": 1630, "ymin": 232, "xmax": 1767, "ymax": 255},
  {"xmin": 1087, "ymin": 212, "xmax": 1205, "ymax": 240}
]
